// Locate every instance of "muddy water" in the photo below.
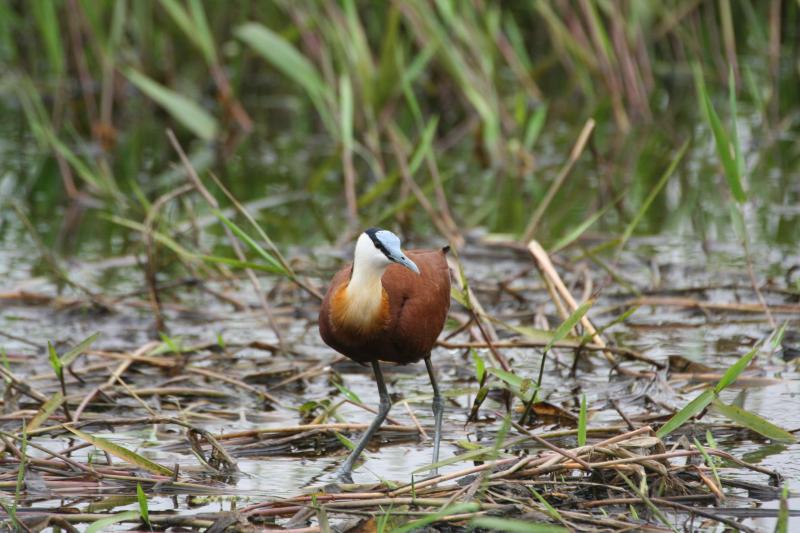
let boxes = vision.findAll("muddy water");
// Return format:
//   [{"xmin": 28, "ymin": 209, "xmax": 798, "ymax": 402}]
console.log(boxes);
[{"xmin": 2, "ymin": 228, "xmax": 798, "ymax": 530}]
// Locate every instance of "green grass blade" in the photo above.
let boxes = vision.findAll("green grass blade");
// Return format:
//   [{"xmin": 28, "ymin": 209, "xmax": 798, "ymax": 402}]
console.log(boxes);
[
  {"xmin": 0, "ymin": 501, "xmax": 23, "ymax": 532},
  {"xmin": 411, "ymin": 444, "xmax": 499, "ymax": 474},
  {"xmin": 496, "ymin": 323, "xmax": 578, "ymax": 345},
  {"xmin": 0, "ymin": 348, "xmax": 10, "ymax": 377},
  {"xmin": 656, "ymin": 389, "xmax": 715, "ymax": 439},
  {"xmin": 65, "ymin": 426, "xmax": 174, "ymax": 476},
  {"xmin": 617, "ymin": 471, "xmax": 678, "ymax": 532},
  {"xmin": 16, "ymin": 429, "xmax": 26, "ymax": 502},
  {"xmin": 714, "ymin": 344, "xmax": 759, "ymax": 393},
  {"xmin": 471, "ymin": 349, "xmax": 485, "ymax": 382},
  {"xmin": 188, "ymin": 0, "xmax": 217, "ymax": 63},
  {"xmin": 488, "ymin": 367, "xmax": 528, "ymax": 394},
  {"xmin": 550, "ymin": 204, "xmax": 609, "ymax": 253},
  {"xmin": 31, "ymin": 0, "xmax": 65, "ymax": 77},
  {"xmin": 692, "ymin": 437, "xmax": 722, "ymax": 490},
  {"xmin": 47, "ymin": 342, "xmax": 62, "ymax": 379},
  {"xmin": 46, "ymin": 132, "xmax": 106, "ymax": 192},
  {"xmin": 618, "ymin": 139, "xmax": 689, "ymax": 251},
  {"xmin": 770, "ymin": 322, "xmax": 788, "ymax": 351},
  {"xmin": 25, "ymin": 391, "xmax": 63, "ymax": 433},
  {"xmin": 522, "ymin": 300, "xmax": 594, "ymax": 421},
  {"xmin": 376, "ymin": 503, "xmax": 393, "ymax": 533},
  {"xmin": 580, "ymin": 0, "xmax": 615, "ymax": 65},
  {"xmin": 198, "ymin": 254, "xmax": 286, "ymax": 274},
  {"xmin": 159, "ymin": 0, "xmax": 191, "ymax": 35},
  {"xmin": 333, "ymin": 382, "xmax": 362, "ymax": 404},
  {"xmin": 86, "ymin": 511, "xmax": 141, "ymax": 533},
  {"xmin": 61, "ymin": 332, "xmax": 101, "ymax": 367},
  {"xmin": 104, "ymin": 215, "xmax": 199, "ymax": 261},
  {"xmin": 577, "ymin": 394, "xmax": 587, "ymax": 446},
  {"xmin": 158, "ymin": 332, "xmax": 183, "ymax": 355},
  {"xmin": 408, "ymin": 118, "xmax": 439, "ymax": 175},
  {"xmin": 450, "ymin": 285, "xmax": 468, "ymax": 307},
  {"xmin": 159, "ymin": 0, "xmax": 193, "ymax": 37},
  {"xmin": 728, "ymin": 202, "xmax": 747, "ymax": 243},
  {"xmin": 534, "ymin": 1, "xmax": 596, "ymax": 68},
  {"xmin": 358, "ymin": 171, "xmax": 400, "ymax": 208},
  {"xmin": 339, "ymin": 74, "xmax": 353, "ymax": 150},
  {"xmin": 579, "ymin": 305, "xmax": 640, "ymax": 344},
  {"xmin": 529, "ymin": 486, "xmax": 563, "ymax": 521},
  {"xmin": 333, "ymin": 431, "xmax": 355, "ymax": 452},
  {"xmin": 728, "ymin": 66, "xmax": 744, "ymax": 183},
  {"xmin": 213, "ymin": 209, "xmax": 288, "ymax": 274},
  {"xmin": 235, "ymin": 22, "xmax": 333, "ymax": 131},
  {"xmin": 544, "ymin": 299, "xmax": 594, "ymax": 353},
  {"xmin": 137, "ymin": 483, "xmax": 150, "ymax": 527},
  {"xmin": 125, "ymin": 68, "xmax": 218, "ymax": 140},
  {"xmin": 775, "ymin": 485, "xmax": 789, "ymax": 533},
  {"xmin": 711, "ymin": 399, "xmax": 796, "ymax": 443},
  {"xmin": 159, "ymin": 0, "xmax": 214, "ymax": 64},
  {"xmin": 523, "ymin": 104, "xmax": 549, "ymax": 151},
  {"xmin": 706, "ymin": 429, "xmax": 718, "ymax": 449},
  {"xmin": 392, "ymin": 503, "xmax": 479, "ymax": 533},
  {"xmin": 470, "ymin": 517, "xmax": 567, "ymax": 533},
  {"xmin": 400, "ymin": 43, "xmax": 437, "ymax": 93},
  {"xmin": 693, "ymin": 65, "xmax": 746, "ymax": 202},
  {"xmin": 205, "ymin": 173, "xmax": 297, "ymax": 278}
]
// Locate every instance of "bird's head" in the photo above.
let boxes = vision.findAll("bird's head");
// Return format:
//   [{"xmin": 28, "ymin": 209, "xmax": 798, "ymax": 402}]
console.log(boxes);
[{"xmin": 354, "ymin": 228, "xmax": 420, "ymax": 275}]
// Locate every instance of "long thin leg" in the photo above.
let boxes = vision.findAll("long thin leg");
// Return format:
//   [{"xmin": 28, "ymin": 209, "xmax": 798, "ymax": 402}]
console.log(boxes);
[
  {"xmin": 425, "ymin": 357, "xmax": 443, "ymax": 475},
  {"xmin": 336, "ymin": 361, "xmax": 391, "ymax": 483}
]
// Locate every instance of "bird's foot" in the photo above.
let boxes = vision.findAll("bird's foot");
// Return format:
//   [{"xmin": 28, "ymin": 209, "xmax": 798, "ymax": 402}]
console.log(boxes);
[
  {"xmin": 335, "ymin": 469, "xmax": 354, "ymax": 484},
  {"xmin": 416, "ymin": 469, "xmax": 440, "ymax": 482}
]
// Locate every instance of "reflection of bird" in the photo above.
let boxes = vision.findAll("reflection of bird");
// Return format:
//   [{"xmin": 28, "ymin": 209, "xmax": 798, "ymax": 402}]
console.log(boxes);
[{"xmin": 319, "ymin": 228, "xmax": 451, "ymax": 482}]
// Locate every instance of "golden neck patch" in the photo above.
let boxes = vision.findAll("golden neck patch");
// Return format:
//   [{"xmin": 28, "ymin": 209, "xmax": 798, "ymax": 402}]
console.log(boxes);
[{"xmin": 330, "ymin": 278, "xmax": 389, "ymax": 337}]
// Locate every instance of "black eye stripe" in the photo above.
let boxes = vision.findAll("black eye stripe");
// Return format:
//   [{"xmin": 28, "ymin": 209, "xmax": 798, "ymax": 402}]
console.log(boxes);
[{"xmin": 365, "ymin": 227, "xmax": 392, "ymax": 258}]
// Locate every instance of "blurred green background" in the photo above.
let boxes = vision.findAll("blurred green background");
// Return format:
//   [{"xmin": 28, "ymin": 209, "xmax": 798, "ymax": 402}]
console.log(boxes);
[{"xmin": 0, "ymin": 0, "xmax": 798, "ymax": 272}]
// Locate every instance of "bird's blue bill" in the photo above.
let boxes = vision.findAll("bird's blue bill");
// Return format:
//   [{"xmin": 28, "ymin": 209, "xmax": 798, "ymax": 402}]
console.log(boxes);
[
  {"xmin": 393, "ymin": 253, "xmax": 420, "ymax": 274},
  {"xmin": 374, "ymin": 230, "xmax": 420, "ymax": 274}
]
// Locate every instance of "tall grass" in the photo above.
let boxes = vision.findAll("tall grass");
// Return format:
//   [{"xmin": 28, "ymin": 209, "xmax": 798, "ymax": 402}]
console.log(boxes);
[{"xmin": 0, "ymin": 1, "xmax": 797, "ymax": 254}]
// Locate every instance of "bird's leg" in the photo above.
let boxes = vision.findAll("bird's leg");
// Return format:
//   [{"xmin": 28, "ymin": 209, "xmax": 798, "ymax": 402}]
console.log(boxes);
[
  {"xmin": 424, "ymin": 357, "xmax": 443, "ymax": 476},
  {"xmin": 336, "ymin": 360, "xmax": 391, "ymax": 483}
]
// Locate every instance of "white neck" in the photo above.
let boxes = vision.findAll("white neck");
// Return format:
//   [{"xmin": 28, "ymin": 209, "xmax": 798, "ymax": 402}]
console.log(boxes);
[
  {"xmin": 333, "ymin": 234, "xmax": 390, "ymax": 331},
  {"xmin": 348, "ymin": 233, "xmax": 390, "ymax": 294}
]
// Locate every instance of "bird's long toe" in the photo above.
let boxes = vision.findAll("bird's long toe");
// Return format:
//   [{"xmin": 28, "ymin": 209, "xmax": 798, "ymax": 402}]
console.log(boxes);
[
  {"xmin": 417, "ymin": 469, "xmax": 441, "ymax": 482},
  {"xmin": 336, "ymin": 469, "xmax": 354, "ymax": 484}
]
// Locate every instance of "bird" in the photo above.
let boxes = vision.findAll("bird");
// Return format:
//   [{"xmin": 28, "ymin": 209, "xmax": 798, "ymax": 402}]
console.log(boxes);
[{"xmin": 319, "ymin": 228, "xmax": 451, "ymax": 482}]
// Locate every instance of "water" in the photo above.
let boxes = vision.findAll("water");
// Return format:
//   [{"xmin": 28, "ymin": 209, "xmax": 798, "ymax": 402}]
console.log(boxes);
[
  {"xmin": 2, "ymin": 220, "xmax": 798, "ymax": 529},
  {"xmin": 1, "ymin": 64, "xmax": 799, "ymax": 532}
]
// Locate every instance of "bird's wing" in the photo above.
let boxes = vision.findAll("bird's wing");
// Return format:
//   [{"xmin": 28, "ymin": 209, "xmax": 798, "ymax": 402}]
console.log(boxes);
[{"xmin": 384, "ymin": 249, "xmax": 451, "ymax": 357}]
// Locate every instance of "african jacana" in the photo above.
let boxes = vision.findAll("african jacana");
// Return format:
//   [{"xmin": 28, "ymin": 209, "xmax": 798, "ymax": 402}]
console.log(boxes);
[{"xmin": 319, "ymin": 228, "xmax": 451, "ymax": 482}]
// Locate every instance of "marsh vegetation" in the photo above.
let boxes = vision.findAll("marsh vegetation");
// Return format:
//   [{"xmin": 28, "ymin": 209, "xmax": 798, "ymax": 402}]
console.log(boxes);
[{"xmin": 1, "ymin": 1, "xmax": 799, "ymax": 531}]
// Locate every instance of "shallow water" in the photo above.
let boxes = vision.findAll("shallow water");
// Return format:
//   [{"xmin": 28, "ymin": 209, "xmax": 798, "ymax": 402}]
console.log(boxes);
[{"xmin": 2, "ymin": 224, "xmax": 799, "ymax": 529}]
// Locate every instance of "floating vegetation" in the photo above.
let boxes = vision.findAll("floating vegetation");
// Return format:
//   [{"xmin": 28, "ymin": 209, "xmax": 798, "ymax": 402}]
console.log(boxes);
[{"xmin": 2, "ymin": 234, "xmax": 798, "ymax": 531}]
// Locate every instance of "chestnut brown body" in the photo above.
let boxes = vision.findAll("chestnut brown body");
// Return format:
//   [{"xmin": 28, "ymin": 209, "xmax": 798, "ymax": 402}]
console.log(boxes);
[{"xmin": 319, "ymin": 248, "xmax": 451, "ymax": 365}]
